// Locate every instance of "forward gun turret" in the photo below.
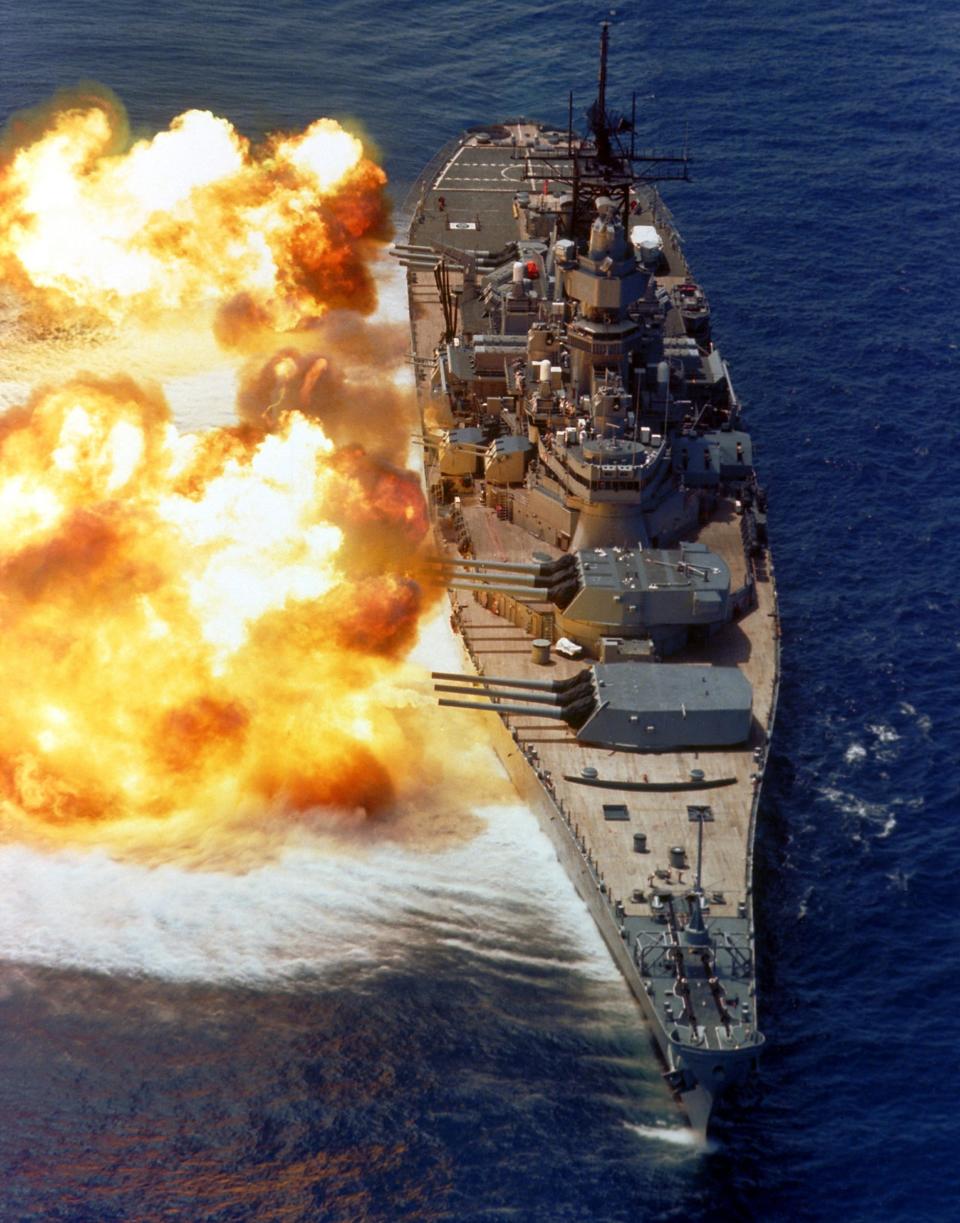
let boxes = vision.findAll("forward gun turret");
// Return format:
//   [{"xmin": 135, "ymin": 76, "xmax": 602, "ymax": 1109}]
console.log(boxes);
[
  {"xmin": 432, "ymin": 661, "xmax": 752, "ymax": 752},
  {"xmin": 434, "ymin": 540, "xmax": 733, "ymax": 657}
]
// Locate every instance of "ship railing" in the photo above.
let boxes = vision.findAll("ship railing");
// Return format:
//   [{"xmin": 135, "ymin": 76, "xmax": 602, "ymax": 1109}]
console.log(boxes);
[
  {"xmin": 644, "ymin": 187, "xmax": 684, "ymax": 247},
  {"xmin": 451, "ymin": 597, "xmax": 629, "ymax": 927},
  {"xmin": 538, "ymin": 445, "xmax": 659, "ymax": 501},
  {"xmin": 637, "ymin": 933, "xmax": 752, "ymax": 981},
  {"xmin": 454, "ymin": 620, "xmax": 755, "ymax": 975},
  {"xmin": 397, "ymin": 133, "xmax": 468, "ymax": 226},
  {"xmin": 717, "ymin": 930, "xmax": 754, "ymax": 977}
]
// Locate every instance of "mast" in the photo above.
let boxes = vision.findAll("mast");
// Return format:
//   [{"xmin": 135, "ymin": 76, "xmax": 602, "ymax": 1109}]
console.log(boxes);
[
  {"xmin": 597, "ymin": 21, "xmax": 609, "ymax": 116},
  {"xmin": 588, "ymin": 21, "xmax": 613, "ymax": 168},
  {"xmin": 685, "ymin": 806, "xmax": 710, "ymax": 944},
  {"xmin": 540, "ymin": 23, "xmax": 691, "ymax": 244},
  {"xmin": 695, "ymin": 809, "xmax": 705, "ymax": 894},
  {"xmin": 596, "ymin": 22, "xmax": 610, "ymax": 164}
]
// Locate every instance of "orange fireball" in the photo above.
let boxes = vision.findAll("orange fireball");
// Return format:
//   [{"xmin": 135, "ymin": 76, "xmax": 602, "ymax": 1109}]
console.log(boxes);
[
  {"xmin": 0, "ymin": 93, "xmax": 506, "ymax": 866},
  {"xmin": 0, "ymin": 90, "xmax": 390, "ymax": 331},
  {"xmin": 0, "ymin": 376, "xmax": 437, "ymax": 842}
]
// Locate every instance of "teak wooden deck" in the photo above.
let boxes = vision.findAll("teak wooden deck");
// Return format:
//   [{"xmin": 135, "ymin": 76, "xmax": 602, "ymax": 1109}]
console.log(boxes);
[{"xmin": 447, "ymin": 498, "xmax": 778, "ymax": 922}]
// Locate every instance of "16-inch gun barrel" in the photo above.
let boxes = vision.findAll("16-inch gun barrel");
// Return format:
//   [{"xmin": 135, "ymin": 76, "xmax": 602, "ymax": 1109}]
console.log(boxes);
[
  {"xmin": 432, "ymin": 668, "xmax": 598, "ymax": 729},
  {"xmin": 431, "ymin": 670, "xmax": 590, "ymax": 693},
  {"xmin": 447, "ymin": 581, "xmax": 553, "ymax": 601},
  {"xmin": 434, "ymin": 684, "xmax": 568, "ymax": 707},
  {"xmin": 436, "ymin": 698, "xmax": 570, "ymax": 720}
]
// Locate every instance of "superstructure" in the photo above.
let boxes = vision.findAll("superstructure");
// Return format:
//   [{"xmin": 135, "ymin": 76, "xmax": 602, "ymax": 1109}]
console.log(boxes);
[{"xmin": 395, "ymin": 25, "xmax": 779, "ymax": 1133}]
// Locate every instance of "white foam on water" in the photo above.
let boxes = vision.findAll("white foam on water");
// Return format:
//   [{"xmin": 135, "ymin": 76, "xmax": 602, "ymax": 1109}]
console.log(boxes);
[
  {"xmin": 866, "ymin": 723, "xmax": 900, "ymax": 743},
  {"xmin": 0, "ymin": 838, "xmax": 408, "ymax": 984},
  {"xmin": 875, "ymin": 814, "xmax": 897, "ymax": 840},
  {"xmin": 819, "ymin": 785, "xmax": 897, "ymax": 833},
  {"xmin": 0, "ymin": 262, "xmax": 628, "ymax": 1007},
  {"xmin": 0, "ymin": 791, "xmax": 626, "ymax": 989},
  {"xmin": 0, "ymin": 624, "xmax": 622, "ymax": 992},
  {"xmin": 623, "ymin": 1121, "xmax": 716, "ymax": 1153},
  {"xmin": 866, "ymin": 723, "xmax": 902, "ymax": 764},
  {"xmin": 896, "ymin": 702, "xmax": 932, "ymax": 736},
  {"xmin": 844, "ymin": 742, "xmax": 867, "ymax": 764},
  {"xmin": 0, "ymin": 497, "xmax": 624, "ymax": 997}
]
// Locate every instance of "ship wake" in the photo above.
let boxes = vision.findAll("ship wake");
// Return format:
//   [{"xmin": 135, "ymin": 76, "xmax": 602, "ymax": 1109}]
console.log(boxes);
[{"xmin": 623, "ymin": 1121, "xmax": 718, "ymax": 1154}]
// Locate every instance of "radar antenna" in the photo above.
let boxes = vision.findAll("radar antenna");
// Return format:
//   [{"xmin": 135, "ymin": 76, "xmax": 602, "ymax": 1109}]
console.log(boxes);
[{"xmin": 535, "ymin": 22, "xmax": 692, "ymax": 239}]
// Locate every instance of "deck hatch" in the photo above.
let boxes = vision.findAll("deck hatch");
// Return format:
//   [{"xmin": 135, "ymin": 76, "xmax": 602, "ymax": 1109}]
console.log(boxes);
[{"xmin": 602, "ymin": 803, "xmax": 630, "ymax": 821}]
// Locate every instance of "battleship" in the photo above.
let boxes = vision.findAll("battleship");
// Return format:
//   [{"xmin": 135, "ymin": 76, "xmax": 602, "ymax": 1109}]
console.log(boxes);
[{"xmin": 394, "ymin": 25, "xmax": 779, "ymax": 1133}]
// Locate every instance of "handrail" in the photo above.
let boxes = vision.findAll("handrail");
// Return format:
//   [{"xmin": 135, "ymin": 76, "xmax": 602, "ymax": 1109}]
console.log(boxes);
[{"xmin": 397, "ymin": 133, "xmax": 468, "ymax": 226}]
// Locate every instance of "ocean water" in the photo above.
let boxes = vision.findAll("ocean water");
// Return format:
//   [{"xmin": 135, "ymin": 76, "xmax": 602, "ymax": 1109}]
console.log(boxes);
[{"xmin": 1, "ymin": 2, "xmax": 958, "ymax": 1220}]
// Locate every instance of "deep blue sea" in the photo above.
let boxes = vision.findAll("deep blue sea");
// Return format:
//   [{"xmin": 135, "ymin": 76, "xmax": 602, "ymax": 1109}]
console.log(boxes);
[{"xmin": 1, "ymin": 1, "xmax": 958, "ymax": 1219}]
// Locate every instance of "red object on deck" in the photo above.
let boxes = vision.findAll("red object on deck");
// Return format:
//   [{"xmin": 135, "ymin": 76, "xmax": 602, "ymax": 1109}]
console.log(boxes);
[{"xmin": 525, "ymin": 260, "xmax": 539, "ymax": 278}]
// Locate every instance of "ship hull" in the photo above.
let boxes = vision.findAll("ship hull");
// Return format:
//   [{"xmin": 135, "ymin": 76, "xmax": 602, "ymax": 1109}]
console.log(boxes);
[
  {"xmin": 449, "ymin": 622, "xmax": 764, "ymax": 1133},
  {"xmin": 399, "ymin": 99, "xmax": 777, "ymax": 1131}
]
